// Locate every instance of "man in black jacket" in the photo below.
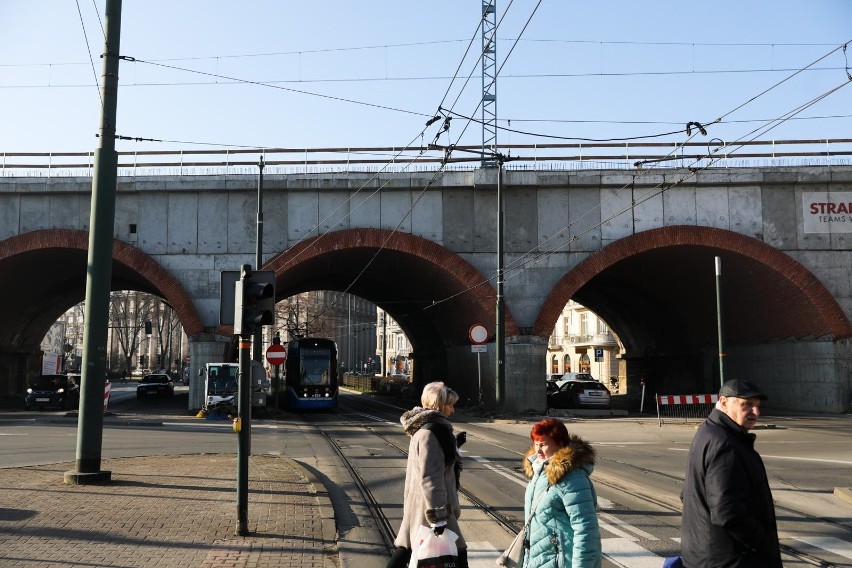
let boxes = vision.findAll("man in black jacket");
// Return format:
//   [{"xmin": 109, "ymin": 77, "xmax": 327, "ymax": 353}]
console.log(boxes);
[{"xmin": 680, "ymin": 379, "xmax": 782, "ymax": 568}]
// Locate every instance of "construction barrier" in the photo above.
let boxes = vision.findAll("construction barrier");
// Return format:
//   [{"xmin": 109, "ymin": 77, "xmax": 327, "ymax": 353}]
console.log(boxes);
[
  {"xmin": 104, "ymin": 380, "xmax": 111, "ymax": 414},
  {"xmin": 656, "ymin": 393, "xmax": 718, "ymax": 427}
]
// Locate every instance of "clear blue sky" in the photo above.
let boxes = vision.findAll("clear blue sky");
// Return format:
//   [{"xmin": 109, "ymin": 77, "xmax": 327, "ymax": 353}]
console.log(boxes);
[{"xmin": 2, "ymin": 1, "xmax": 851, "ymax": 161}]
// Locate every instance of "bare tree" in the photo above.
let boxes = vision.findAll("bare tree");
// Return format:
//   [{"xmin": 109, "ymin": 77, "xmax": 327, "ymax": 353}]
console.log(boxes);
[
  {"xmin": 155, "ymin": 301, "xmax": 182, "ymax": 371},
  {"xmin": 109, "ymin": 291, "xmax": 154, "ymax": 374},
  {"xmin": 275, "ymin": 291, "xmax": 335, "ymax": 340}
]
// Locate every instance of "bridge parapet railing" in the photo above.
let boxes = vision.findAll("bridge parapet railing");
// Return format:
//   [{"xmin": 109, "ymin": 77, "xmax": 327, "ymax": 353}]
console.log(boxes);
[
  {"xmin": 2, "ymin": 138, "xmax": 852, "ymax": 177},
  {"xmin": 656, "ymin": 393, "xmax": 719, "ymax": 427}
]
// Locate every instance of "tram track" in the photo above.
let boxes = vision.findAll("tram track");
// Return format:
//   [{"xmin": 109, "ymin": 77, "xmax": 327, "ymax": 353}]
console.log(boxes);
[
  {"xmin": 308, "ymin": 397, "xmax": 522, "ymax": 547},
  {"xmin": 595, "ymin": 458, "xmax": 849, "ymax": 566},
  {"xmin": 309, "ymin": 394, "xmax": 847, "ymax": 567}
]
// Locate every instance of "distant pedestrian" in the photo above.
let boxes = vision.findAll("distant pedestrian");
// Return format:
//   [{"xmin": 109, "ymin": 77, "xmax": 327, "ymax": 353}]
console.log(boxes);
[
  {"xmin": 680, "ymin": 379, "xmax": 781, "ymax": 568},
  {"xmin": 521, "ymin": 417, "xmax": 601, "ymax": 568},
  {"xmin": 386, "ymin": 381, "xmax": 467, "ymax": 568}
]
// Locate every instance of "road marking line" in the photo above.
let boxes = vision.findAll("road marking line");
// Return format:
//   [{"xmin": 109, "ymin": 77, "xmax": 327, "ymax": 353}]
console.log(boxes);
[
  {"xmin": 761, "ymin": 455, "xmax": 852, "ymax": 466},
  {"xmin": 471, "ymin": 459, "xmax": 526, "ymax": 487},
  {"xmin": 602, "ymin": 537, "xmax": 664, "ymax": 568},
  {"xmin": 600, "ymin": 511, "xmax": 658, "ymax": 541},
  {"xmin": 794, "ymin": 536, "xmax": 852, "ymax": 559},
  {"xmin": 465, "ymin": 541, "xmax": 501, "ymax": 567},
  {"xmin": 671, "ymin": 447, "xmax": 852, "ymax": 466}
]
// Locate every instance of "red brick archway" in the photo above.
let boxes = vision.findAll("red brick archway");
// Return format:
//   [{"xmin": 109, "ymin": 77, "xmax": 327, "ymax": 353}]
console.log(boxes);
[
  {"xmin": 534, "ymin": 226, "xmax": 852, "ymax": 340},
  {"xmin": 265, "ymin": 228, "xmax": 519, "ymax": 338},
  {"xmin": 0, "ymin": 229, "xmax": 204, "ymax": 337}
]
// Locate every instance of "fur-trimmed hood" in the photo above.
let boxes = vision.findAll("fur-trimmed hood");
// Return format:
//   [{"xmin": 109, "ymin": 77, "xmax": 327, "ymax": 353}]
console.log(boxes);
[
  {"xmin": 400, "ymin": 406, "xmax": 454, "ymax": 436},
  {"xmin": 522, "ymin": 433, "xmax": 596, "ymax": 485}
]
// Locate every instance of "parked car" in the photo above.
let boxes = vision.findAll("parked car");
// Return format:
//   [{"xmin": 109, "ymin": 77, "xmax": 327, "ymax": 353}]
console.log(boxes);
[
  {"xmin": 24, "ymin": 374, "xmax": 80, "ymax": 410},
  {"xmin": 136, "ymin": 373, "xmax": 175, "ymax": 399},
  {"xmin": 546, "ymin": 380, "xmax": 560, "ymax": 394},
  {"xmin": 546, "ymin": 373, "xmax": 563, "ymax": 382},
  {"xmin": 560, "ymin": 372, "xmax": 596, "ymax": 382},
  {"xmin": 547, "ymin": 379, "xmax": 611, "ymax": 409}
]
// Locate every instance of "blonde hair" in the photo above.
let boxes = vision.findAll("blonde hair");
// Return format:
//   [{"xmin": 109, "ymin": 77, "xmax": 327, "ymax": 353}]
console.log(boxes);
[{"xmin": 421, "ymin": 381, "xmax": 459, "ymax": 411}]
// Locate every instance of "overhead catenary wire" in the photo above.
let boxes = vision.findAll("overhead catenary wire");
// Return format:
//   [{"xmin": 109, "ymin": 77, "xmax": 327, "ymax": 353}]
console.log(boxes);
[
  {"xmin": 74, "ymin": 0, "xmax": 102, "ymax": 107},
  {"xmin": 423, "ymin": 40, "xmax": 852, "ymax": 312}
]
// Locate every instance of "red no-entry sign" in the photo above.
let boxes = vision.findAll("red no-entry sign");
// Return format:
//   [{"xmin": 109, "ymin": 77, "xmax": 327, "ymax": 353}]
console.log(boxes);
[{"xmin": 266, "ymin": 344, "xmax": 287, "ymax": 366}]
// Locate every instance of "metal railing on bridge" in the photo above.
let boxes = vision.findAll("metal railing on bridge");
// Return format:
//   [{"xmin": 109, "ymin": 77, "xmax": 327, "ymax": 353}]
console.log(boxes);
[{"xmin": 3, "ymin": 138, "xmax": 852, "ymax": 177}]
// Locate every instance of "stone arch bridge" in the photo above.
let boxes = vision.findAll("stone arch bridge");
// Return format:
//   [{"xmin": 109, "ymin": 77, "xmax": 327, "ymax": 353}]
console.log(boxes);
[{"xmin": 1, "ymin": 166, "xmax": 850, "ymax": 412}]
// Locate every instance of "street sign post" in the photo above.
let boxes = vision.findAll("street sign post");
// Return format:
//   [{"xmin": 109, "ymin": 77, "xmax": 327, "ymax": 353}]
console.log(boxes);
[
  {"xmin": 468, "ymin": 323, "xmax": 488, "ymax": 406},
  {"xmin": 266, "ymin": 344, "xmax": 287, "ymax": 366}
]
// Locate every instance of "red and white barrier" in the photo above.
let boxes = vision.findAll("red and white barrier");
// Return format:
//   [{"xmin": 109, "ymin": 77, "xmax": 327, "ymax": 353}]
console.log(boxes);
[
  {"xmin": 657, "ymin": 394, "xmax": 718, "ymax": 406},
  {"xmin": 656, "ymin": 393, "xmax": 718, "ymax": 426},
  {"xmin": 104, "ymin": 380, "xmax": 111, "ymax": 414}
]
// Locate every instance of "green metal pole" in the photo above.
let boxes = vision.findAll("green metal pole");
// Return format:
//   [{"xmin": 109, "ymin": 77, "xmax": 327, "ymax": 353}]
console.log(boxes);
[
  {"xmin": 715, "ymin": 256, "xmax": 726, "ymax": 388},
  {"xmin": 252, "ymin": 156, "xmax": 265, "ymax": 363},
  {"xmin": 65, "ymin": 0, "xmax": 122, "ymax": 485},
  {"xmin": 236, "ymin": 265, "xmax": 252, "ymax": 536},
  {"xmin": 495, "ymin": 161, "xmax": 505, "ymax": 408}
]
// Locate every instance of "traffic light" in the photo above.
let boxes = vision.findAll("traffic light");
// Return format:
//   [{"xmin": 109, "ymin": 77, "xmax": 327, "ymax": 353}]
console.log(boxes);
[{"xmin": 233, "ymin": 265, "xmax": 275, "ymax": 336}]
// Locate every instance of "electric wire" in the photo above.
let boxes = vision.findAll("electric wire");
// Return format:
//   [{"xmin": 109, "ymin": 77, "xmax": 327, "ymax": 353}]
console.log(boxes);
[
  {"xmin": 497, "ymin": 75, "xmax": 852, "ymax": 293},
  {"xmin": 74, "ymin": 0, "xmax": 102, "ymax": 107},
  {"xmin": 422, "ymin": 41, "xmax": 852, "ymax": 312},
  {"xmin": 132, "ymin": 58, "xmax": 430, "ymax": 119}
]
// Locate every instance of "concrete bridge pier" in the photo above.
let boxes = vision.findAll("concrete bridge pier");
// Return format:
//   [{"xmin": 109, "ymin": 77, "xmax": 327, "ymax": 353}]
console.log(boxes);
[
  {"xmin": 443, "ymin": 336, "xmax": 548, "ymax": 412},
  {"xmin": 504, "ymin": 337, "xmax": 549, "ymax": 413},
  {"xmin": 187, "ymin": 333, "xmax": 233, "ymax": 411}
]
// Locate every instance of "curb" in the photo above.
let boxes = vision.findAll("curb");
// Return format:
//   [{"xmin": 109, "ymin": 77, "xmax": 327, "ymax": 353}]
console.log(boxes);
[{"xmin": 292, "ymin": 457, "xmax": 338, "ymax": 546}]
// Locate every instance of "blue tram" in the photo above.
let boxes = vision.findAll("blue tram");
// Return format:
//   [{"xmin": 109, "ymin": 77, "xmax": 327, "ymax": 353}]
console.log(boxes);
[{"xmin": 280, "ymin": 337, "xmax": 339, "ymax": 410}]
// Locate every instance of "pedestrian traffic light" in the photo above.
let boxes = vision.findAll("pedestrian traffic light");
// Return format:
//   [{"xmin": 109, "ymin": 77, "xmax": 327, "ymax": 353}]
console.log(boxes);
[{"xmin": 233, "ymin": 265, "xmax": 275, "ymax": 336}]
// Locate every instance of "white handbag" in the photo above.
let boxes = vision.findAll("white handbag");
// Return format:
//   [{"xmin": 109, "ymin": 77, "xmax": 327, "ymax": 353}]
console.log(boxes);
[
  {"xmin": 496, "ymin": 486, "xmax": 550, "ymax": 567},
  {"xmin": 496, "ymin": 526, "xmax": 526, "ymax": 567}
]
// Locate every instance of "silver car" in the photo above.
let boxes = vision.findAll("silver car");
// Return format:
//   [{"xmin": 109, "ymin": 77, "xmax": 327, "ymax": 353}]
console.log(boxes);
[{"xmin": 547, "ymin": 379, "xmax": 611, "ymax": 409}]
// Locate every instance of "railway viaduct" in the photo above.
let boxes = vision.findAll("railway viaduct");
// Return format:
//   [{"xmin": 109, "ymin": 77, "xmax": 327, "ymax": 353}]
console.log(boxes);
[{"xmin": 1, "ymin": 166, "xmax": 851, "ymax": 412}]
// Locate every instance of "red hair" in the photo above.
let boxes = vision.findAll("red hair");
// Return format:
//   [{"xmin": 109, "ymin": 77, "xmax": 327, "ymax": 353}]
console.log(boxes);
[{"xmin": 530, "ymin": 418, "xmax": 570, "ymax": 447}]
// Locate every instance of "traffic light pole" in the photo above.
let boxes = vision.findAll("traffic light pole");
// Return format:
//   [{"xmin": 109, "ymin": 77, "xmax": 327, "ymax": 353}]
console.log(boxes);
[
  {"xmin": 236, "ymin": 332, "xmax": 251, "ymax": 536},
  {"xmin": 65, "ymin": 0, "xmax": 122, "ymax": 486},
  {"xmin": 235, "ymin": 264, "xmax": 252, "ymax": 536},
  {"xmin": 233, "ymin": 263, "xmax": 275, "ymax": 536}
]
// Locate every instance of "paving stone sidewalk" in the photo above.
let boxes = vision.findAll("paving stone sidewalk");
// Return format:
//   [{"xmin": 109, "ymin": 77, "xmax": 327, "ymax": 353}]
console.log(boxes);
[{"xmin": 0, "ymin": 454, "xmax": 338, "ymax": 567}]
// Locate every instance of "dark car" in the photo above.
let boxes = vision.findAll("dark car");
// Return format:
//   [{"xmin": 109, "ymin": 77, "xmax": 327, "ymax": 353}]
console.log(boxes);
[
  {"xmin": 24, "ymin": 374, "xmax": 80, "ymax": 410},
  {"xmin": 136, "ymin": 374, "xmax": 175, "ymax": 399},
  {"xmin": 547, "ymin": 379, "xmax": 611, "ymax": 409}
]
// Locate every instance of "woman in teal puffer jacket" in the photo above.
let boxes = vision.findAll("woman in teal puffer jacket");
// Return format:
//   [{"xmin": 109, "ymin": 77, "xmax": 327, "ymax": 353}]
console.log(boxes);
[{"xmin": 521, "ymin": 418, "xmax": 602, "ymax": 568}]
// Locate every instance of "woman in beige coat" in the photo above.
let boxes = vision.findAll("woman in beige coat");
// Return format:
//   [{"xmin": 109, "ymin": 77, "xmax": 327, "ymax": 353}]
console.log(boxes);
[{"xmin": 386, "ymin": 381, "xmax": 467, "ymax": 568}]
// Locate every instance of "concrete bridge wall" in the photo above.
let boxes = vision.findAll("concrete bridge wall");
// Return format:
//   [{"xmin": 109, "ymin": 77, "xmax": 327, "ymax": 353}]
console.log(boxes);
[{"xmin": 1, "ymin": 166, "xmax": 851, "ymax": 413}]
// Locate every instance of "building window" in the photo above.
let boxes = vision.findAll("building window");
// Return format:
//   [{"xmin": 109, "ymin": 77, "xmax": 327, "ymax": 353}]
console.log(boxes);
[
  {"xmin": 580, "ymin": 313, "xmax": 590, "ymax": 336},
  {"xmin": 563, "ymin": 355, "xmax": 571, "ymax": 373},
  {"xmin": 598, "ymin": 319, "xmax": 608, "ymax": 334},
  {"xmin": 579, "ymin": 353, "xmax": 591, "ymax": 373},
  {"xmin": 551, "ymin": 356, "xmax": 558, "ymax": 373},
  {"xmin": 563, "ymin": 315, "xmax": 571, "ymax": 335}
]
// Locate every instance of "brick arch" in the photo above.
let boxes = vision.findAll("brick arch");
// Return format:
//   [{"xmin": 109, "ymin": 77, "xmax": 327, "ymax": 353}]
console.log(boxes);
[
  {"xmin": 0, "ymin": 229, "xmax": 204, "ymax": 336},
  {"xmin": 265, "ymin": 228, "xmax": 519, "ymax": 336},
  {"xmin": 534, "ymin": 225, "xmax": 852, "ymax": 340}
]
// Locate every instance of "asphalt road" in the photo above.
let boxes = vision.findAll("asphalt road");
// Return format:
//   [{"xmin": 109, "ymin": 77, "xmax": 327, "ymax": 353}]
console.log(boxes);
[{"xmin": 2, "ymin": 388, "xmax": 851, "ymax": 567}]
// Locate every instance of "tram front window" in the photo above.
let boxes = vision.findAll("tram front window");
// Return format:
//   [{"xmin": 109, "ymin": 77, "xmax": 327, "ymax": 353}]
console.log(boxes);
[{"xmin": 300, "ymin": 349, "xmax": 331, "ymax": 386}]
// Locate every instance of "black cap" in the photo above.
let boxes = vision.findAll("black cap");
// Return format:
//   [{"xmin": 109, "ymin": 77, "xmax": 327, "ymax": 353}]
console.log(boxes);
[{"xmin": 719, "ymin": 379, "xmax": 768, "ymax": 401}]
